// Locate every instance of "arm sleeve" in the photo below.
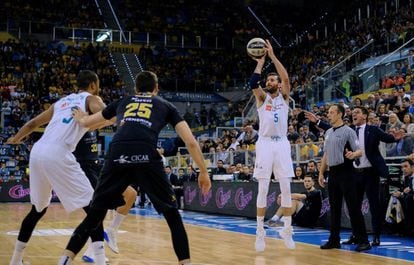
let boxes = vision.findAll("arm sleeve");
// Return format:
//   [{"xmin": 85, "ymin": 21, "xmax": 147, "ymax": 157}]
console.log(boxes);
[
  {"xmin": 249, "ymin": 73, "xmax": 261, "ymax": 90},
  {"xmin": 101, "ymin": 100, "xmax": 119, "ymax": 120},
  {"xmin": 374, "ymin": 126, "xmax": 397, "ymax": 143}
]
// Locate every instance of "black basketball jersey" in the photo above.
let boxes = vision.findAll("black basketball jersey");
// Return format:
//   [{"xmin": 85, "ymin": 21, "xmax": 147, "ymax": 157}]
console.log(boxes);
[
  {"xmin": 73, "ymin": 131, "xmax": 99, "ymax": 161},
  {"xmin": 102, "ymin": 94, "xmax": 183, "ymax": 149}
]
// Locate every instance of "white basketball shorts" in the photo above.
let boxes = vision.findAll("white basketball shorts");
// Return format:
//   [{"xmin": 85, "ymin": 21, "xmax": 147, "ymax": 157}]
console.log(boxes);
[
  {"xmin": 29, "ymin": 142, "xmax": 94, "ymax": 213},
  {"xmin": 253, "ymin": 137, "xmax": 294, "ymax": 180}
]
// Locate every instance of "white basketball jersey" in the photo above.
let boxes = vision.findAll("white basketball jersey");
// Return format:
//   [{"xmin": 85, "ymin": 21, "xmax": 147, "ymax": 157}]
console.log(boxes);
[
  {"xmin": 257, "ymin": 93, "xmax": 289, "ymax": 137},
  {"xmin": 38, "ymin": 92, "xmax": 91, "ymax": 152}
]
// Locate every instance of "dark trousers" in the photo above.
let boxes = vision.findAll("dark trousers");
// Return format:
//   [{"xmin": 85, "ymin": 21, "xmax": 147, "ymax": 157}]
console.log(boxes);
[
  {"xmin": 328, "ymin": 164, "xmax": 368, "ymax": 243},
  {"xmin": 174, "ymin": 188, "xmax": 184, "ymax": 209},
  {"xmin": 354, "ymin": 167, "xmax": 382, "ymax": 236}
]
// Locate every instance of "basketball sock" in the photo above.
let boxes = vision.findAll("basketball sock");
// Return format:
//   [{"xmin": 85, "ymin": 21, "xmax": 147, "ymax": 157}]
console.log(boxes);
[
  {"xmin": 257, "ymin": 216, "xmax": 264, "ymax": 228},
  {"xmin": 58, "ymin": 255, "xmax": 72, "ymax": 265},
  {"xmin": 179, "ymin": 259, "xmax": 191, "ymax": 265},
  {"xmin": 270, "ymin": 215, "xmax": 281, "ymax": 222},
  {"xmin": 282, "ymin": 216, "xmax": 292, "ymax": 227},
  {"xmin": 110, "ymin": 212, "xmax": 126, "ymax": 231},
  {"xmin": 10, "ymin": 240, "xmax": 26, "ymax": 265},
  {"xmin": 83, "ymin": 239, "xmax": 93, "ymax": 257},
  {"xmin": 92, "ymin": 241, "xmax": 106, "ymax": 265}
]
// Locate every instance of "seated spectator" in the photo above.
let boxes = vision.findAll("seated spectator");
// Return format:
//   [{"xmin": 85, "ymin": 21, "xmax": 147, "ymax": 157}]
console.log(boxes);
[
  {"xmin": 302, "ymin": 124, "xmax": 318, "ymax": 142},
  {"xmin": 293, "ymin": 165, "xmax": 305, "ymax": 180},
  {"xmin": 287, "ymin": 125, "xmax": 300, "ymax": 143},
  {"xmin": 300, "ymin": 137, "xmax": 319, "ymax": 160},
  {"xmin": 238, "ymin": 165, "xmax": 252, "ymax": 181},
  {"xmin": 386, "ymin": 113, "xmax": 403, "ymax": 132},
  {"xmin": 212, "ymin": 159, "xmax": 227, "ymax": 175},
  {"xmin": 306, "ymin": 160, "xmax": 319, "ymax": 180},
  {"xmin": 266, "ymin": 175, "xmax": 322, "ymax": 228},
  {"xmin": 386, "ymin": 128, "xmax": 414, "ymax": 157},
  {"xmin": 233, "ymin": 145, "xmax": 246, "ymax": 165},
  {"xmin": 237, "ymin": 124, "xmax": 258, "ymax": 145},
  {"xmin": 228, "ymin": 164, "xmax": 240, "ymax": 180},
  {"xmin": 402, "ymin": 113, "xmax": 414, "ymax": 135},
  {"xmin": 186, "ymin": 165, "xmax": 198, "ymax": 182},
  {"xmin": 215, "ymin": 145, "xmax": 229, "ymax": 164},
  {"xmin": 386, "ymin": 159, "xmax": 414, "ymax": 233}
]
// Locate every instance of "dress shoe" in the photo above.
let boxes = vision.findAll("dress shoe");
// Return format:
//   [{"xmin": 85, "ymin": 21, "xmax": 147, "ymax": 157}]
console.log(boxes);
[
  {"xmin": 320, "ymin": 241, "xmax": 341, "ymax": 249},
  {"xmin": 355, "ymin": 242, "xmax": 372, "ymax": 252},
  {"xmin": 371, "ymin": 235, "xmax": 380, "ymax": 246},
  {"xmin": 342, "ymin": 235, "xmax": 358, "ymax": 245}
]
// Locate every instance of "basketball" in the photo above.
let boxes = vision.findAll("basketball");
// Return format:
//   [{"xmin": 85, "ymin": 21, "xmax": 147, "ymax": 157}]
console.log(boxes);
[{"xmin": 246, "ymin": 38, "xmax": 266, "ymax": 58}]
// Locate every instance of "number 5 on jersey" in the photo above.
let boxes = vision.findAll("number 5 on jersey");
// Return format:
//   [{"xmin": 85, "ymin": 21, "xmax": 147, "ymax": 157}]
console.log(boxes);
[
  {"xmin": 274, "ymin": 112, "xmax": 279, "ymax": 124},
  {"xmin": 124, "ymin": 103, "xmax": 153, "ymax": 119}
]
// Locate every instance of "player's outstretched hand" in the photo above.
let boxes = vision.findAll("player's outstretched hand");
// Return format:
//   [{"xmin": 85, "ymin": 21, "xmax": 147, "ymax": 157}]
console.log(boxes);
[{"xmin": 198, "ymin": 171, "xmax": 211, "ymax": 195}]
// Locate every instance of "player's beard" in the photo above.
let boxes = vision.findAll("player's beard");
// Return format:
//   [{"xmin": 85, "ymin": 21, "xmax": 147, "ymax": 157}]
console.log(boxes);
[{"xmin": 265, "ymin": 86, "xmax": 278, "ymax": 94}]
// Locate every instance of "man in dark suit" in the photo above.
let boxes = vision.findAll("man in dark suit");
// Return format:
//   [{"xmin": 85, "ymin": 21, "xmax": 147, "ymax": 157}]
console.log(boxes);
[
  {"xmin": 165, "ymin": 166, "xmax": 183, "ymax": 208},
  {"xmin": 345, "ymin": 106, "xmax": 399, "ymax": 246}
]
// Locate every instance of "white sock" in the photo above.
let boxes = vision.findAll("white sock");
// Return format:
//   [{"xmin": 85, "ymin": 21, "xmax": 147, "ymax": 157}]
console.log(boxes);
[
  {"xmin": 10, "ymin": 240, "xmax": 26, "ymax": 265},
  {"xmin": 83, "ymin": 238, "xmax": 93, "ymax": 257},
  {"xmin": 270, "ymin": 215, "xmax": 280, "ymax": 222},
  {"xmin": 110, "ymin": 212, "xmax": 126, "ymax": 231},
  {"xmin": 282, "ymin": 216, "xmax": 292, "ymax": 227},
  {"xmin": 92, "ymin": 241, "xmax": 106, "ymax": 265},
  {"xmin": 257, "ymin": 216, "xmax": 264, "ymax": 229},
  {"xmin": 58, "ymin": 256, "xmax": 72, "ymax": 265}
]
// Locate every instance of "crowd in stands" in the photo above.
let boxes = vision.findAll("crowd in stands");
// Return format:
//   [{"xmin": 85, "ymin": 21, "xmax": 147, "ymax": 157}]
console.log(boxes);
[
  {"xmin": 0, "ymin": 38, "xmax": 125, "ymax": 183},
  {"xmin": 121, "ymin": 0, "xmax": 414, "ymax": 96},
  {"xmin": 1, "ymin": 0, "xmax": 105, "ymax": 30},
  {"xmin": 0, "ymin": 0, "xmax": 414, "ymax": 234}
]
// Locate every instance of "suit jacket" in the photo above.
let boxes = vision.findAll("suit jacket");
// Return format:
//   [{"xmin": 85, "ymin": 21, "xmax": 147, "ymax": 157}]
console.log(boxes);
[
  {"xmin": 168, "ymin": 173, "xmax": 180, "ymax": 186},
  {"xmin": 358, "ymin": 124, "xmax": 396, "ymax": 178}
]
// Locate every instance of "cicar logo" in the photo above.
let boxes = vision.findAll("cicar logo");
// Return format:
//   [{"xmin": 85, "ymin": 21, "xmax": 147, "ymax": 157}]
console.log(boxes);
[{"xmin": 215, "ymin": 187, "xmax": 231, "ymax": 208}]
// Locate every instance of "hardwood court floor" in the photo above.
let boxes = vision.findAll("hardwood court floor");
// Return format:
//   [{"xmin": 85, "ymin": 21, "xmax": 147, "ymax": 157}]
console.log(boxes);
[{"xmin": 0, "ymin": 203, "xmax": 412, "ymax": 265}]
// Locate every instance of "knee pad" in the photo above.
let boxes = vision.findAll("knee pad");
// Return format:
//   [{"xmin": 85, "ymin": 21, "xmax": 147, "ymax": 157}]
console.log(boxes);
[
  {"xmin": 256, "ymin": 179, "xmax": 270, "ymax": 208},
  {"xmin": 279, "ymin": 178, "xmax": 292, "ymax": 208}
]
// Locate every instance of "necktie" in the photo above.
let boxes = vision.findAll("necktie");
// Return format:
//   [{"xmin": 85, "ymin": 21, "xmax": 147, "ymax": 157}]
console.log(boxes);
[
  {"xmin": 355, "ymin": 127, "xmax": 361, "ymax": 166},
  {"xmin": 356, "ymin": 127, "xmax": 360, "ymax": 137}
]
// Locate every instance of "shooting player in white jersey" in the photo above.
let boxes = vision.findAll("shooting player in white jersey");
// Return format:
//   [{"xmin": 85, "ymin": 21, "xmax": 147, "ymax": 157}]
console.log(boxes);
[
  {"xmin": 7, "ymin": 70, "xmax": 108, "ymax": 265},
  {"xmin": 249, "ymin": 40, "xmax": 295, "ymax": 251}
]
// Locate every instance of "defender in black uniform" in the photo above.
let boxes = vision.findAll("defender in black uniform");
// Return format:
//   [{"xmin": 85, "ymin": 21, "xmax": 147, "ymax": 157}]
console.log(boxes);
[
  {"xmin": 74, "ymin": 131, "xmax": 138, "ymax": 256},
  {"xmin": 59, "ymin": 71, "xmax": 211, "ymax": 265},
  {"xmin": 74, "ymin": 131, "xmax": 100, "ymax": 188}
]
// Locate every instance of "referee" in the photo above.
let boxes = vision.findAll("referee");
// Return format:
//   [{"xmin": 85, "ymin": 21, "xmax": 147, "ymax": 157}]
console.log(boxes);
[{"xmin": 318, "ymin": 104, "xmax": 371, "ymax": 252}]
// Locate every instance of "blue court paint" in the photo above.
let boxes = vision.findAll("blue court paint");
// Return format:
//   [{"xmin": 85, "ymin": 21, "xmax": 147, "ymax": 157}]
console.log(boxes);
[{"xmin": 130, "ymin": 207, "xmax": 414, "ymax": 262}]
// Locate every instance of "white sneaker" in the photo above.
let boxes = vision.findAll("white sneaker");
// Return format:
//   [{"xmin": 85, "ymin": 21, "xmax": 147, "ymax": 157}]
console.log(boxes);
[
  {"xmin": 255, "ymin": 228, "xmax": 266, "ymax": 252},
  {"xmin": 104, "ymin": 228, "xmax": 119, "ymax": 254},
  {"xmin": 279, "ymin": 227, "xmax": 295, "ymax": 249}
]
